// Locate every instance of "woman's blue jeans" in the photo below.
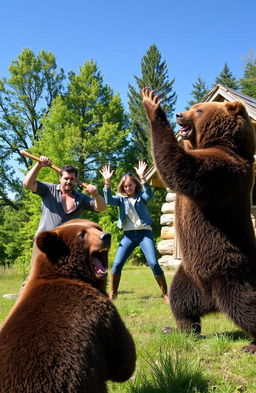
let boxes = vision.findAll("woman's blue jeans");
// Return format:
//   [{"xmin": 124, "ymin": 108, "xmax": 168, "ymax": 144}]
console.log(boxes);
[{"xmin": 111, "ymin": 230, "xmax": 163, "ymax": 276}]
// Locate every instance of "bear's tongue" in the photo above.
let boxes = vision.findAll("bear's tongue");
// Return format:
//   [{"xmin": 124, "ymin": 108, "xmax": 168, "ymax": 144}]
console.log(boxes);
[
  {"xmin": 177, "ymin": 125, "xmax": 192, "ymax": 138},
  {"xmin": 179, "ymin": 125, "xmax": 191, "ymax": 134},
  {"xmin": 92, "ymin": 256, "xmax": 107, "ymax": 276}
]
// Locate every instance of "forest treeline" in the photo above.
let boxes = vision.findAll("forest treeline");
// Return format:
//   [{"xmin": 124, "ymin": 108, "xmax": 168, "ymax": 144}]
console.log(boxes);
[{"xmin": 0, "ymin": 45, "xmax": 255, "ymax": 272}]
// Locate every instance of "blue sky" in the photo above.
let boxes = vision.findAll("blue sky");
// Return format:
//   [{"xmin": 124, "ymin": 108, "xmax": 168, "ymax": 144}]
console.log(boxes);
[{"xmin": 1, "ymin": 0, "xmax": 255, "ymax": 114}]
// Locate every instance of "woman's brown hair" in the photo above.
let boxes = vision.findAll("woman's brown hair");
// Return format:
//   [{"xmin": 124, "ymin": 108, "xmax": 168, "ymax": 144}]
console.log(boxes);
[{"xmin": 117, "ymin": 173, "xmax": 142, "ymax": 196}]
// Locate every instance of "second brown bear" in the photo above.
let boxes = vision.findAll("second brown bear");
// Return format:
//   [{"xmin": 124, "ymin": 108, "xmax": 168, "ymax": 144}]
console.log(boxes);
[
  {"xmin": 0, "ymin": 219, "xmax": 136, "ymax": 392},
  {"xmin": 142, "ymin": 87, "xmax": 256, "ymax": 353}
]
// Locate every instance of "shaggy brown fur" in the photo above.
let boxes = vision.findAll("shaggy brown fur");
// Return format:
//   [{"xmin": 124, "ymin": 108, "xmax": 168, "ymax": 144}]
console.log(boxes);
[
  {"xmin": 0, "ymin": 219, "xmax": 136, "ymax": 392},
  {"xmin": 142, "ymin": 87, "xmax": 256, "ymax": 353}
]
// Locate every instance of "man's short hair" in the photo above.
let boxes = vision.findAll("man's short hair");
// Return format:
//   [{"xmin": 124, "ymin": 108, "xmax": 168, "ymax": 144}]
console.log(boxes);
[{"xmin": 60, "ymin": 165, "xmax": 78, "ymax": 178}]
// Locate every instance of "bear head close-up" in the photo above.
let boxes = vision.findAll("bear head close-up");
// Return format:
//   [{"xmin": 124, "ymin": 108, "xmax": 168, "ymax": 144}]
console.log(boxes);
[
  {"xmin": 35, "ymin": 219, "xmax": 111, "ymax": 291},
  {"xmin": 176, "ymin": 100, "xmax": 255, "ymax": 160}
]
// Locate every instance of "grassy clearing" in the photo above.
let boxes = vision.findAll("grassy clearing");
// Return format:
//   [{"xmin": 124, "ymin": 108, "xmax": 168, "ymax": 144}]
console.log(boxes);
[{"xmin": 1, "ymin": 265, "xmax": 256, "ymax": 392}]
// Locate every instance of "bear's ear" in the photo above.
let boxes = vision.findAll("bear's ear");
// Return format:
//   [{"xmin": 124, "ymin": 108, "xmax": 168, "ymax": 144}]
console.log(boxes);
[
  {"xmin": 36, "ymin": 231, "xmax": 59, "ymax": 255},
  {"xmin": 225, "ymin": 100, "xmax": 247, "ymax": 117}
]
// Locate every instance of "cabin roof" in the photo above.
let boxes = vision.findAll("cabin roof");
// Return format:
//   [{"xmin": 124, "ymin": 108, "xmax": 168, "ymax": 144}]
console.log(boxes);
[{"xmin": 204, "ymin": 84, "xmax": 256, "ymax": 120}]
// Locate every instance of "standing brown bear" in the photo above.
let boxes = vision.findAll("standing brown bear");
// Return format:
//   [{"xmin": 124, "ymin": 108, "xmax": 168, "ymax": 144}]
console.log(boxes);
[
  {"xmin": 0, "ymin": 219, "xmax": 136, "ymax": 392},
  {"xmin": 142, "ymin": 87, "xmax": 256, "ymax": 353}
]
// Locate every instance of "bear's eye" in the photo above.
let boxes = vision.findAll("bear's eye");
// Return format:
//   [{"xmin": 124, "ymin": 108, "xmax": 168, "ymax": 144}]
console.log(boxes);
[
  {"xmin": 197, "ymin": 109, "xmax": 203, "ymax": 113},
  {"xmin": 78, "ymin": 230, "xmax": 87, "ymax": 239}
]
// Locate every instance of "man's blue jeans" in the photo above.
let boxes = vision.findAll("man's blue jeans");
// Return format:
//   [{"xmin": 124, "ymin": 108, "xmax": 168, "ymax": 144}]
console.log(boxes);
[{"xmin": 111, "ymin": 230, "xmax": 163, "ymax": 276}]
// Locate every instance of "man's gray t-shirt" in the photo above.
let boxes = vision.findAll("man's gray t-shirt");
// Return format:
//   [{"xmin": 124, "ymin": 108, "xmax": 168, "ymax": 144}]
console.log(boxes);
[{"xmin": 34, "ymin": 181, "xmax": 95, "ymax": 234}]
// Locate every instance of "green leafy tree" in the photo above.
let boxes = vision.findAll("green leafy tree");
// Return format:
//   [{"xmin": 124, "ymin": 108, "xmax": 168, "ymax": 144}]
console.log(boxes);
[
  {"xmin": 0, "ymin": 206, "xmax": 5, "ymax": 264},
  {"xmin": 128, "ymin": 44, "xmax": 177, "ymax": 163},
  {"xmin": 213, "ymin": 63, "xmax": 239, "ymax": 89},
  {"xmin": 240, "ymin": 51, "xmax": 256, "ymax": 98},
  {"xmin": 33, "ymin": 60, "xmax": 129, "ymax": 182},
  {"xmin": 0, "ymin": 203, "xmax": 30, "ymax": 269},
  {"xmin": 186, "ymin": 76, "xmax": 209, "ymax": 108},
  {"xmin": 0, "ymin": 48, "xmax": 65, "ymax": 208}
]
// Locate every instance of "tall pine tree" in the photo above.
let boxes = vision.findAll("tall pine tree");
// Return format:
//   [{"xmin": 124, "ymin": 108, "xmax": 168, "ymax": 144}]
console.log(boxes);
[
  {"xmin": 128, "ymin": 45, "xmax": 177, "ymax": 163},
  {"xmin": 213, "ymin": 63, "xmax": 239, "ymax": 89},
  {"xmin": 186, "ymin": 76, "xmax": 209, "ymax": 108},
  {"xmin": 240, "ymin": 51, "xmax": 256, "ymax": 98},
  {"xmin": 127, "ymin": 45, "xmax": 177, "ymax": 245}
]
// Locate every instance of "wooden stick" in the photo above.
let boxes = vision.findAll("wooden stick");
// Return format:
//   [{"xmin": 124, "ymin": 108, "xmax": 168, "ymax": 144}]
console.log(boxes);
[
  {"xmin": 20, "ymin": 151, "xmax": 88, "ymax": 188},
  {"xmin": 21, "ymin": 151, "xmax": 61, "ymax": 172}
]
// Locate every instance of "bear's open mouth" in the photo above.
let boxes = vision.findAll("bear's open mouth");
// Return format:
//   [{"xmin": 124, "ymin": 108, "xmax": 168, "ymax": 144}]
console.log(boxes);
[
  {"xmin": 91, "ymin": 250, "xmax": 108, "ymax": 279},
  {"xmin": 177, "ymin": 125, "xmax": 193, "ymax": 139}
]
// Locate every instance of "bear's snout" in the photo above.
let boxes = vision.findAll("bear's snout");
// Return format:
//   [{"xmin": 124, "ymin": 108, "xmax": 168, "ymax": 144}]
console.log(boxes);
[
  {"xmin": 176, "ymin": 112, "xmax": 183, "ymax": 119},
  {"xmin": 99, "ymin": 232, "xmax": 111, "ymax": 248}
]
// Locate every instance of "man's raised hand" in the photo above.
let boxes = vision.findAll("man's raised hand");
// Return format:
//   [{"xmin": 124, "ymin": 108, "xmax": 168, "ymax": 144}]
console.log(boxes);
[{"xmin": 39, "ymin": 156, "xmax": 52, "ymax": 167}]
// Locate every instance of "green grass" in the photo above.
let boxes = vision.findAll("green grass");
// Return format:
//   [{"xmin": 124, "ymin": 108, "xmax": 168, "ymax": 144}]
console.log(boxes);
[
  {"xmin": 0, "ymin": 267, "xmax": 24, "ymax": 322},
  {"xmin": 1, "ymin": 265, "xmax": 256, "ymax": 392}
]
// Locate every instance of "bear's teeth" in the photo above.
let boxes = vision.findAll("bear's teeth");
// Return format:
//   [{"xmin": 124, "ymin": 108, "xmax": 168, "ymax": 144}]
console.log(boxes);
[{"xmin": 91, "ymin": 256, "xmax": 107, "ymax": 276}]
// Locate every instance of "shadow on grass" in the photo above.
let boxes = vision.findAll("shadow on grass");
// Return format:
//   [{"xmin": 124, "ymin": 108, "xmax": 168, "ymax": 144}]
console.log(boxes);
[
  {"xmin": 140, "ymin": 295, "xmax": 162, "ymax": 300},
  {"xmin": 161, "ymin": 327, "xmax": 248, "ymax": 342},
  {"xmin": 118, "ymin": 290, "xmax": 134, "ymax": 295},
  {"xmin": 203, "ymin": 330, "xmax": 248, "ymax": 341}
]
